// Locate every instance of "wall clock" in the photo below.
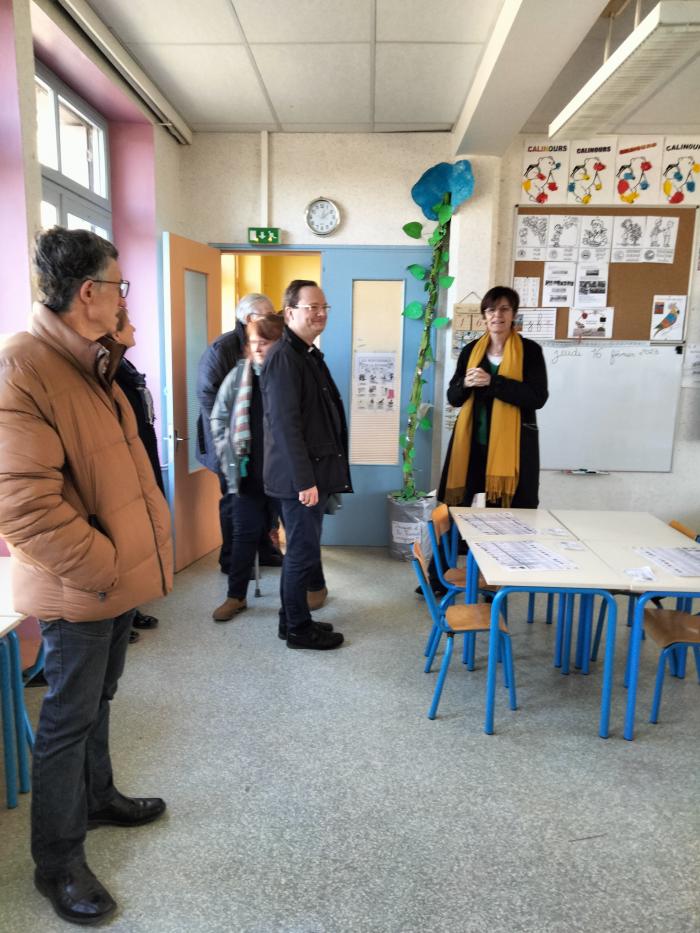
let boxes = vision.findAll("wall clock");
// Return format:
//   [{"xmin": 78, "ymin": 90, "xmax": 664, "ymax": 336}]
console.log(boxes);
[{"xmin": 304, "ymin": 197, "xmax": 341, "ymax": 237}]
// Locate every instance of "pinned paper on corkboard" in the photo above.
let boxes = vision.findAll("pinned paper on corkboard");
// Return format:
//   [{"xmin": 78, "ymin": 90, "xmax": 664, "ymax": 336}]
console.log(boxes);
[{"xmin": 451, "ymin": 302, "xmax": 484, "ymax": 358}]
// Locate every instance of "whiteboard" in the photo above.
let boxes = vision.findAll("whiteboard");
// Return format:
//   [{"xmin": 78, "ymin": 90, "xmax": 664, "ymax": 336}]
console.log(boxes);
[{"xmin": 539, "ymin": 343, "xmax": 683, "ymax": 472}]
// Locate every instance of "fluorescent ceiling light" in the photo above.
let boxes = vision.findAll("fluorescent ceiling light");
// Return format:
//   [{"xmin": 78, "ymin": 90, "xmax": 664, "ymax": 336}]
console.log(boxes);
[{"xmin": 549, "ymin": 0, "xmax": 700, "ymax": 138}]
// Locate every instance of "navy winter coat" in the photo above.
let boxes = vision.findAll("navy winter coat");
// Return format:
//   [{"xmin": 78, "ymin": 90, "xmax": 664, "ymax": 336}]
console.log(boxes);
[{"xmin": 195, "ymin": 320, "xmax": 247, "ymax": 472}]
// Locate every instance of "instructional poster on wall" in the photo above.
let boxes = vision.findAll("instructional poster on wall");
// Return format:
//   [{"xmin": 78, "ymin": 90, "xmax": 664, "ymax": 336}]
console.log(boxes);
[
  {"xmin": 575, "ymin": 263, "xmax": 608, "ymax": 308},
  {"xmin": 567, "ymin": 307, "xmax": 614, "ymax": 339},
  {"xmin": 650, "ymin": 295, "xmax": 687, "ymax": 342},
  {"xmin": 660, "ymin": 137, "xmax": 700, "ymax": 205},
  {"xmin": 642, "ymin": 216, "xmax": 678, "ymax": 263},
  {"xmin": 514, "ymin": 214, "xmax": 550, "ymax": 260},
  {"xmin": 542, "ymin": 261, "xmax": 575, "ymax": 307},
  {"xmin": 546, "ymin": 215, "xmax": 581, "ymax": 261},
  {"xmin": 516, "ymin": 309, "xmax": 557, "ymax": 342},
  {"xmin": 612, "ymin": 215, "xmax": 646, "ymax": 262},
  {"xmin": 354, "ymin": 352, "xmax": 397, "ymax": 412},
  {"xmin": 513, "ymin": 276, "xmax": 540, "ymax": 307},
  {"xmin": 451, "ymin": 303, "xmax": 484, "ymax": 358},
  {"xmin": 615, "ymin": 136, "xmax": 664, "ymax": 206},
  {"xmin": 578, "ymin": 215, "xmax": 612, "ymax": 262},
  {"xmin": 521, "ymin": 139, "xmax": 570, "ymax": 205},
  {"xmin": 567, "ymin": 138, "xmax": 616, "ymax": 205}
]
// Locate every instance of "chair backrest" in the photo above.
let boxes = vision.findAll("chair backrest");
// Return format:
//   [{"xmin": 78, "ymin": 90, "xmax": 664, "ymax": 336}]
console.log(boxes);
[
  {"xmin": 412, "ymin": 541, "xmax": 444, "ymax": 630},
  {"xmin": 432, "ymin": 503, "xmax": 450, "ymax": 540},
  {"xmin": 669, "ymin": 519, "xmax": 699, "ymax": 541},
  {"xmin": 412, "ymin": 540, "xmax": 430, "ymax": 581}
]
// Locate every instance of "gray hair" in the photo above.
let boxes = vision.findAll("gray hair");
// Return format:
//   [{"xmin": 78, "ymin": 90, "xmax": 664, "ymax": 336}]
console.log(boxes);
[
  {"xmin": 236, "ymin": 293, "xmax": 274, "ymax": 325},
  {"xmin": 34, "ymin": 227, "xmax": 118, "ymax": 313}
]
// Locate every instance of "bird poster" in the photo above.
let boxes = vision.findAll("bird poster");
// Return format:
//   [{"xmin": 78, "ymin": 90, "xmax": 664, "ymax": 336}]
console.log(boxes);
[
  {"xmin": 614, "ymin": 137, "xmax": 663, "ymax": 206},
  {"xmin": 650, "ymin": 295, "xmax": 686, "ymax": 343},
  {"xmin": 659, "ymin": 137, "xmax": 700, "ymax": 205}
]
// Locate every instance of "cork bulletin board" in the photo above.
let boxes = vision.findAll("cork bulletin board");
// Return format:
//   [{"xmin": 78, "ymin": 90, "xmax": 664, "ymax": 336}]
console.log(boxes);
[{"xmin": 513, "ymin": 205, "xmax": 696, "ymax": 340}]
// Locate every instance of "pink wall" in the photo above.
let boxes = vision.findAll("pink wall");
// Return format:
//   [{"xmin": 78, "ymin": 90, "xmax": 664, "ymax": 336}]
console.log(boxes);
[{"xmin": 0, "ymin": 0, "xmax": 32, "ymax": 332}]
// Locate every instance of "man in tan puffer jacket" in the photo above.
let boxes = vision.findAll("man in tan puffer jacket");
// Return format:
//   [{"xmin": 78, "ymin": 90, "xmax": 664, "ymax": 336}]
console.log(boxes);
[{"xmin": 0, "ymin": 227, "xmax": 173, "ymax": 926}]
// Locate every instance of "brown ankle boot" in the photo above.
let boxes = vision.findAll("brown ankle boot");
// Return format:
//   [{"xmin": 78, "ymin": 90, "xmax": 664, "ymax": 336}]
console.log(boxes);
[{"xmin": 212, "ymin": 597, "xmax": 247, "ymax": 622}]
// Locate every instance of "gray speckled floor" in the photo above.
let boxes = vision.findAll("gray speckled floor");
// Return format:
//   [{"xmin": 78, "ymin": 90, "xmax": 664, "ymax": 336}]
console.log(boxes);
[{"xmin": 1, "ymin": 547, "xmax": 699, "ymax": 933}]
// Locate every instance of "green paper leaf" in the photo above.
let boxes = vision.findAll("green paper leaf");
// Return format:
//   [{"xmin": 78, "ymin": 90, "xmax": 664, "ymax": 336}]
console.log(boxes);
[
  {"xmin": 424, "ymin": 344, "xmax": 435, "ymax": 362},
  {"xmin": 432, "ymin": 316, "xmax": 450, "ymax": 329},
  {"xmin": 441, "ymin": 251, "xmax": 449, "ymax": 262},
  {"xmin": 419, "ymin": 416, "xmax": 432, "ymax": 430},
  {"xmin": 407, "ymin": 263, "xmax": 427, "ymax": 281},
  {"xmin": 428, "ymin": 229, "xmax": 441, "ymax": 246},
  {"xmin": 437, "ymin": 203, "xmax": 453, "ymax": 225},
  {"xmin": 399, "ymin": 435, "xmax": 408, "ymax": 449},
  {"xmin": 407, "ymin": 402, "xmax": 417, "ymax": 414},
  {"xmin": 439, "ymin": 275, "xmax": 454, "ymax": 289},
  {"xmin": 403, "ymin": 301, "xmax": 424, "ymax": 320},
  {"xmin": 403, "ymin": 221, "xmax": 423, "ymax": 239},
  {"xmin": 402, "ymin": 461, "xmax": 412, "ymax": 473},
  {"xmin": 408, "ymin": 447, "xmax": 416, "ymax": 459}
]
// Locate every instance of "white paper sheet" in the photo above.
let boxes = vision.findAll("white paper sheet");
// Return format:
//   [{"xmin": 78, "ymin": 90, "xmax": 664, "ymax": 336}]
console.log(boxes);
[
  {"xmin": 515, "ymin": 215, "xmax": 550, "ymax": 261},
  {"xmin": 542, "ymin": 262, "xmax": 576, "ymax": 307},
  {"xmin": 516, "ymin": 308, "xmax": 557, "ymax": 342},
  {"xmin": 474, "ymin": 540, "xmax": 578, "ymax": 571},
  {"xmin": 574, "ymin": 263, "xmax": 609, "ymax": 308},
  {"xmin": 578, "ymin": 215, "xmax": 612, "ymax": 263},
  {"xmin": 635, "ymin": 547, "xmax": 700, "ymax": 577},
  {"xmin": 568, "ymin": 307, "xmax": 614, "ymax": 339},
  {"xmin": 612, "ymin": 215, "xmax": 647, "ymax": 263},
  {"xmin": 513, "ymin": 276, "xmax": 540, "ymax": 308},
  {"xmin": 625, "ymin": 566, "xmax": 656, "ymax": 582},
  {"xmin": 641, "ymin": 216, "xmax": 678, "ymax": 263},
  {"xmin": 546, "ymin": 215, "xmax": 581, "ymax": 261},
  {"xmin": 460, "ymin": 515, "xmax": 538, "ymax": 535}
]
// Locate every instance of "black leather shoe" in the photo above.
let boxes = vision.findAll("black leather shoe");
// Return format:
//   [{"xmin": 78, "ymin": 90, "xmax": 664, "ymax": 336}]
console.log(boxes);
[
  {"xmin": 34, "ymin": 862, "xmax": 116, "ymax": 925},
  {"xmin": 132, "ymin": 610, "xmax": 159, "ymax": 629},
  {"xmin": 278, "ymin": 618, "xmax": 334, "ymax": 640},
  {"xmin": 287, "ymin": 623, "xmax": 344, "ymax": 650},
  {"xmin": 87, "ymin": 792, "xmax": 166, "ymax": 829},
  {"xmin": 128, "ymin": 629, "xmax": 140, "ymax": 644}
]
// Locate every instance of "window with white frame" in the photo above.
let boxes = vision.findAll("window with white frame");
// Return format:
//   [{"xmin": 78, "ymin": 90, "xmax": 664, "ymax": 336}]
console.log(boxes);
[{"xmin": 35, "ymin": 63, "xmax": 111, "ymax": 237}]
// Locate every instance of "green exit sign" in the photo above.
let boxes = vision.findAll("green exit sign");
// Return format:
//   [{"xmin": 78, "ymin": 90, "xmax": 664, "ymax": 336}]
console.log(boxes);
[{"xmin": 248, "ymin": 227, "xmax": 280, "ymax": 245}]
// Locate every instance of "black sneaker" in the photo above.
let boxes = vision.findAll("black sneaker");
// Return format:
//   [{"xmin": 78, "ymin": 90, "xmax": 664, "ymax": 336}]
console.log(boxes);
[
  {"xmin": 287, "ymin": 624, "xmax": 344, "ymax": 650},
  {"xmin": 278, "ymin": 618, "xmax": 334, "ymax": 640}
]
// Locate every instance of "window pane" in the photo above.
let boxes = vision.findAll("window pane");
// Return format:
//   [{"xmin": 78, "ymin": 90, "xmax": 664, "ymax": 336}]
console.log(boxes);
[
  {"xmin": 35, "ymin": 79, "xmax": 58, "ymax": 170},
  {"xmin": 66, "ymin": 213, "xmax": 109, "ymax": 239},
  {"xmin": 40, "ymin": 201, "xmax": 59, "ymax": 229},
  {"xmin": 58, "ymin": 98, "xmax": 103, "ymax": 193}
]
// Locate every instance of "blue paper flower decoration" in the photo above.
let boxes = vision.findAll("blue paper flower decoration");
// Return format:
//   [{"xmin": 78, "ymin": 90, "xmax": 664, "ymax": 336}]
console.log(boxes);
[{"xmin": 411, "ymin": 160, "xmax": 474, "ymax": 220}]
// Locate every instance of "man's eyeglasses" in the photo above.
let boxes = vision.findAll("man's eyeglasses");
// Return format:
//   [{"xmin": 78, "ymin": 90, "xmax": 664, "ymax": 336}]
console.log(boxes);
[
  {"xmin": 91, "ymin": 279, "xmax": 130, "ymax": 298},
  {"xmin": 295, "ymin": 304, "xmax": 330, "ymax": 313}
]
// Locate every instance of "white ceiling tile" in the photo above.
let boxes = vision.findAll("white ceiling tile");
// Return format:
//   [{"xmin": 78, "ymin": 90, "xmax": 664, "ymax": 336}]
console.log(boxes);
[
  {"xmin": 190, "ymin": 123, "xmax": 279, "ymax": 132},
  {"xmin": 233, "ymin": 0, "xmax": 373, "ymax": 43},
  {"xmin": 375, "ymin": 123, "xmax": 451, "ymax": 132},
  {"xmin": 126, "ymin": 45, "xmax": 275, "ymax": 125},
  {"xmin": 253, "ymin": 44, "xmax": 371, "ymax": 122},
  {"xmin": 280, "ymin": 123, "xmax": 373, "ymax": 132},
  {"xmin": 375, "ymin": 44, "xmax": 481, "ymax": 123},
  {"xmin": 376, "ymin": 0, "xmax": 503, "ymax": 43},
  {"xmin": 87, "ymin": 0, "xmax": 243, "ymax": 44}
]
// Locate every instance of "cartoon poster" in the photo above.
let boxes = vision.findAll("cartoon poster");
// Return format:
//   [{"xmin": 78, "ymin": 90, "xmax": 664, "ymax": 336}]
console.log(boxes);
[
  {"xmin": 574, "ymin": 263, "xmax": 608, "ymax": 309},
  {"xmin": 650, "ymin": 295, "xmax": 687, "ymax": 343},
  {"xmin": 567, "ymin": 138, "xmax": 616, "ymax": 205},
  {"xmin": 567, "ymin": 307, "xmax": 614, "ymax": 339},
  {"xmin": 642, "ymin": 216, "xmax": 679, "ymax": 263},
  {"xmin": 660, "ymin": 137, "xmax": 700, "ymax": 205},
  {"xmin": 542, "ymin": 262, "xmax": 576, "ymax": 307},
  {"xmin": 614, "ymin": 136, "xmax": 663, "ymax": 205},
  {"xmin": 521, "ymin": 139, "xmax": 569, "ymax": 205},
  {"xmin": 578, "ymin": 215, "xmax": 612, "ymax": 263},
  {"xmin": 514, "ymin": 214, "xmax": 550, "ymax": 261},
  {"xmin": 612, "ymin": 215, "xmax": 647, "ymax": 263},
  {"xmin": 546, "ymin": 215, "xmax": 581, "ymax": 261}
]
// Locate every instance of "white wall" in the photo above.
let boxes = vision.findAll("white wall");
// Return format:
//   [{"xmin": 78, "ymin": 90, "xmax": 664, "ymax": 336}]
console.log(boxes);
[
  {"xmin": 487, "ymin": 136, "xmax": 700, "ymax": 529},
  {"xmin": 179, "ymin": 131, "xmax": 453, "ymax": 245}
]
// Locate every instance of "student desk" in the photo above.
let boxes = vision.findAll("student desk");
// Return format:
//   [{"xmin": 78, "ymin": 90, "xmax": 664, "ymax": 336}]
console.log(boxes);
[
  {"xmin": 450, "ymin": 508, "xmax": 628, "ymax": 738},
  {"xmin": 588, "ymin": 539, "xmax": 700, "ymax": 740},
  {"xmin": 551, "ymin": 510, "xmax": 685, "ymax": 545}
]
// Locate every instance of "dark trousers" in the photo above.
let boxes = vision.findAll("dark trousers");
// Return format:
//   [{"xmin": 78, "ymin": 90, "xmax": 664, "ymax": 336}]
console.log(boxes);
[
  {"xmin": 227, "ymin": 491, "xmax": 268, "ymax": 599},
  {"xmin": 31, "ymin": 610, "xmax": 135, "ymax": 876},
  {"xmin": 219, "ymin": 474, "xmax": 280, "ymax": 573},
  {"xmin": 278, "ymin": 495, "xmax": 327, "ymax": 632}
]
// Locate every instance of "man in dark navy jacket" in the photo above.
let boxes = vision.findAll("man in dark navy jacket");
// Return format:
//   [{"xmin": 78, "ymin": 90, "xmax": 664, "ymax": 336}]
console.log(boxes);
[{"xmin": 262, "ymin": 280, "xmax": 351, "ymax": 650}]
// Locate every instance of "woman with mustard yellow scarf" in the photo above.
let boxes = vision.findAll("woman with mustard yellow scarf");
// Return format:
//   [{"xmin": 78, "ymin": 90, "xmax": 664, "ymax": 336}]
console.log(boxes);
[{"xmin": 438, "ymin": 286, "xmax": 548, "ymax": 509}]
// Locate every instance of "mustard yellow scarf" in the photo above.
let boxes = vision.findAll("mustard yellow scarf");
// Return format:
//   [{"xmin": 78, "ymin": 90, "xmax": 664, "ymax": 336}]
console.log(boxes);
[{"xmin": 443, "ymin": 330, "xmax": 523, "ymax": 506}]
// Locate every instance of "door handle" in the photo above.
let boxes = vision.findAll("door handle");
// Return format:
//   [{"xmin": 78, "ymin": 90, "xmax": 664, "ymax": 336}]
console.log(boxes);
[{"xmin": 174, "ymin": 431, "xmax": 188, "ymax": 450}]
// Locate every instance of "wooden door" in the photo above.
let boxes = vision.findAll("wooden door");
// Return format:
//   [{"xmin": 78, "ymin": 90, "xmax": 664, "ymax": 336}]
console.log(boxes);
[{"xmin": 163, "ymin": 233, "xmax": 222, "ymax": 570}]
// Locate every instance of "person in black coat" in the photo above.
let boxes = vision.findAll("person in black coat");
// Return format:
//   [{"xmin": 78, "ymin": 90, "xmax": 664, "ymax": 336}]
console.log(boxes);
[
  {"xmin": 113, "ymin": 311, "xmax": 164, "ymax": 632},
  {"xmin": 195, "ymin": 293, "xmax": 282, "ymax": 573},
  {"xmin": 261, "ymin": 280, "xmax": 352, "ymax": 650},
  {"xmin": 438, "ymin": 285, "xmax": 548, "ymax": 509}
]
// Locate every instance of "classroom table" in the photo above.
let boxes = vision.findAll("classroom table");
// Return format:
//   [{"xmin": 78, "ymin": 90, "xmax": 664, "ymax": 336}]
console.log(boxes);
[
  {"xmin": 587, "ymin": 539, "xmax": 700, "ymax": 740},
  {"xmin": 450, "ymin": 509, "xmax": 630, "ymax": 737},
  {"xmin": 551, "ymin": 510, "xmax": 684, "ymax": 544}
]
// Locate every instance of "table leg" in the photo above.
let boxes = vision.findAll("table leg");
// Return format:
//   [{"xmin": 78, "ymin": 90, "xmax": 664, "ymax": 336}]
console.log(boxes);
[
  {"xmin": 624, "ymin": 595, "xmax": 647, "ymax": 741},
  {"xmin": 0, "ymin": 638, "xmax": 18, "ymax": 808},
  {"xmin": 599, "ymin": 594, "xmax": 617, "ymax": 739},
  {"xmin": 561, "ymin": 595, "xmax": 575, "ymax": 675},
  {"xmin": 7, "ymin": 631, "xmax": 30, "ymax": 793},
  {"xmin": 484, "ymin": 589, "xmax": 508, "ymax": 735}
]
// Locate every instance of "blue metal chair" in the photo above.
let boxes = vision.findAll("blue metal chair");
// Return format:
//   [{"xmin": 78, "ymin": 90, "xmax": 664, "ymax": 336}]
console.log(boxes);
[
  {"xmin": 412, "ymin": 541, "xmax": 517, "ymax": 721},
  {"xmin": 0, "ymin": 618, "xmax": 32, "ymax": 808},
  {"xmin": 641, "ymin": 608, "xmax": 700, "ymax": 724}
]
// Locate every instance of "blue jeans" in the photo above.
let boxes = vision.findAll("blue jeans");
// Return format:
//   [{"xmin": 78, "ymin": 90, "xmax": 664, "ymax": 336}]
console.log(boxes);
[
  {"xmin": 31, "ymin": 610, "xmax": 134, "ymax": 876},
  {"xmin": 279, "ymin": 495, "xmax": 327, "ymax": 632}
]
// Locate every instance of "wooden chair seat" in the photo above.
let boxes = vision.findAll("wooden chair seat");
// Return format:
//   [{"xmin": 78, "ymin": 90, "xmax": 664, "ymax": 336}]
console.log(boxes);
[
  {"xmin": 643, "ymin": 608, "xmax": 700, "ymax": 649},
  {"xmin": 444, "ymin": 566, "xmax": 466, "ymax": 586},
  {"xmin": 445, "ymin": 603, "xmax": 508, "ymax": 634}
]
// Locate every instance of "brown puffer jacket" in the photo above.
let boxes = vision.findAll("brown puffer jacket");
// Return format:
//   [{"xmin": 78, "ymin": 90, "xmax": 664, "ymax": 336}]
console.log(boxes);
[{"xmin": 0, "ymin": 305, "xmax": 173, "ymax": 622}]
